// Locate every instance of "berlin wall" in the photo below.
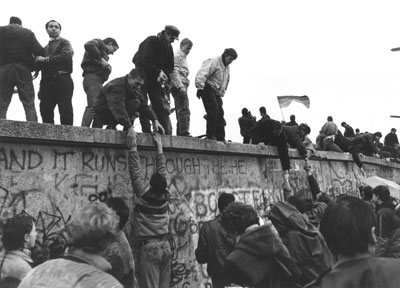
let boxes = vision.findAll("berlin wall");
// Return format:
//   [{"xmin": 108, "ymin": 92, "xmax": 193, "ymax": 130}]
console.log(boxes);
[{"xmin": 1, "ymin": 119, "xmax": 400, "ymax": 288}]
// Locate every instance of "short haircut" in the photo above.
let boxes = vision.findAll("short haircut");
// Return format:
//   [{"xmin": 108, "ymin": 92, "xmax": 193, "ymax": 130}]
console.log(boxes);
[
  {"xmin": 129, "ymin": 67, "xmax": 147, "ymax": 82},
  {"xmin": 259, "ymin": 106, "xmax": 266, "ymax": 114},
  {"xmin": 241, "ymin": 108, "xmax": 248, "ymax": 115},
  {"xmin": 218, "ymin": 192, "xmax": 235, "ymax": 212},
  {"xmin": 103, "ymin": 37, "xmax": 119, "ymax": 48},
  {"xmin": 66, "ymin": 202, "xmax": 118, "ymax": 254},
  {"xmin": 221, "ymin": 202, "xmax": 259, "ymax": 235},
  {"xmin": 320, "ymin": 196, "xmax": 376, "ymax": 257},
  {"xmin": 374, "ymin": 132, "xmax": 382, "ymax": 138},
  {"xmin": 373, "ymin": 185, "xmax": 390, "ymax": 202},
  {"xmin": 107, "ymin": 197, "xmax": 129, "ymax": 230},
  {"xmin": 9, "ymin": 16, "xmax": 22, "ymax": 25},
  {"xmin": 327, "ymin": 116, "xmax": 333, "ymax": 121},
  {"xmin": 341, "ymin": 122, "xmax": 346, "ymax": 126},
  {"xmin": 222, "ymin": 48, "xmax": 238, "ymax": 60},
  {"xmin": 391, "ymin": 128, "xmax": 397, "ymax": 133},
  {"xmin": 150, "ymin": 173, "xmax": 167, "ymax": 194},
  {"xmin": 361, "ymin": 185, "xmax": 373, "ymax": 201},
  {"xmin": 299, "ymin": 123, "xmax": 311, "ymax": 135},
  {"xmin": 45, "ymin": 20, "xmax": 61, "ymax": 30},
  {"xmin": 290, "ymin": 115, "xmax": 295, "ymax": 121},
  {"xmin": 355, "ymin": 128, "xmax": 360, "ymax": 133},
  {"xmin": 180, "ymin": 38, "xmax": 193, "ymax": 48},
  {"xmin": 2, "ymin": 212, "xmax": 35, "ymax": 251},
  {"xmin": 288, "ymin": 195, "xmax": 305, "ymax": 213}
]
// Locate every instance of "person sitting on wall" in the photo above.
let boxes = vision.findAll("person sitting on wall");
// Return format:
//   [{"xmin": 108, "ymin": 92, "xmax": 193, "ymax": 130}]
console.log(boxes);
[{"xmin": 0, "ymin": 212, "xmax": 37, "ymax": 286}]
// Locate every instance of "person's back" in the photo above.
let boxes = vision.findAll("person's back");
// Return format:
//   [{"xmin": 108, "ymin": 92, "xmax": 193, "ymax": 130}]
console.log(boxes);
[
  {"xmin": 195, "ymin": 193, "xmax": 235, "ymax": 288},
  {"xmin": 0, "ymin": 24, "xmax": 43, "ymax": 71}
]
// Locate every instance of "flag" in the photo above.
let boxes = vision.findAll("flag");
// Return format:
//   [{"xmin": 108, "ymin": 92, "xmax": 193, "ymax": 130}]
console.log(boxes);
[{"xmin": 277, "ymin": 95, "xmax": 310, "ymax": 109}]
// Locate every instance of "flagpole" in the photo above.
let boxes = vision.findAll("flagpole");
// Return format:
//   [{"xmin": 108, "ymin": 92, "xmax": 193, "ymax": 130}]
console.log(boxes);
[{"xmin": 279, "ymin": 107, "xmax": 285, "ymax": 123}]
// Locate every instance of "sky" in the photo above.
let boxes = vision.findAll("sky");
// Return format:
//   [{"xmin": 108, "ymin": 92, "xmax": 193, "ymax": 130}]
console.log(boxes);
[{"xmin": 3, "ymin": 0, "xmax": 400, "ymax": 143}]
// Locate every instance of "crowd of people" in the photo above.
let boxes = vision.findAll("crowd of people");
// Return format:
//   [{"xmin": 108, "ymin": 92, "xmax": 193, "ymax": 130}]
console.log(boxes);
[
  {"xmin": 0, "ymin": 16, "xmax": 238, "ymax": 144},
  {"xmin": 3, "ymin": 15, "xmax": 400, "ymax": 288}
]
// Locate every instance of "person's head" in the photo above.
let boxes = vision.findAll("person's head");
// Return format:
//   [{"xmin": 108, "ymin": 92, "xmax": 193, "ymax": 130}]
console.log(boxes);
[
  {"xmin": 391, "ymin": 128, "xmax": 397, "ymax": 134},
  {"xmin": 356, "ymin": 128, "xmax": 360, "ymax": 134},
  {"xmin": 320, "ymin": 196, "xmax": 376, "ymax": 258},
  {"xmin": 163, "ymin": 25, "xmax": 180, "ymax": 43},
  {"xmin": 180, "ymin": 38, "xmax": 193, "ymax": 55},
  {"xmin": 341, "ymin": 122, "xmax": 347, "ymax": 127},
  {"xmin": 106, "ymin": 197, "xmax": 129, "ymax": 230},
  {"xmin": 288, "ymin": 195, "xmax": 306, "ymax": 213},
  {"xmin": 373, "ymin": 185, "xmax": 390, "ymax": 203},
  {"xmin": 218, "ymin": 192, "xmax": 235, "ymax": 212},
  {"xmin": 299, "ymin": 123, "xmax": 311, "ymax": 136},
  {"xmin": 241, "ymin": 108, "xmax": 249, "ymax": 116},
  {"xmin": 66, "ymin": 202, "xmax": 118, "ymax": 254},
  {"xmin": 9, "ymin": 16, "xmax": 22, "ymax": 25},
  {"xmin": 327, "ymin": 116, "xmax": 333, "ymax": 122},
  {"xmin": 360, "ymin": 185, "xmax": 373, "ymax": 201},
  {"xmin": 222, "ymin": 48, "xmax": 238, "ymax": 66},
  {"xmin": 128, "ymin": 68, "xmax": 146, "ymax": 92},
  {"xmin": 103, "ymin": 37, "xmax": 119, "ymax": 55},
  {"xmin": 150, "ymin": 173, "xmax": 168, "ymax": 194},
  {"xmin": 45, "ymin": 20, "xmax": 61, "ymax": 38},
  {"xmin": 374, "ymin": 132, "xmax": 382, "ymax": 140},
  {"xmin": 221, "ymin": 202, "xmax": 259, "ymax": 235},
  {"xmin": 290, "ymin": 115, "xmax": 296, "ymax": 121},
  {"xmin": 2, "ymin": 212, "xmax": 37, "ymax": 251},
  {"xmin": 272, "ymin": 120, "xmax": 283, "ymax": 136},
  {"xmin": 259, "ymin": 106, "xmax": 267, "ymax": 117}
]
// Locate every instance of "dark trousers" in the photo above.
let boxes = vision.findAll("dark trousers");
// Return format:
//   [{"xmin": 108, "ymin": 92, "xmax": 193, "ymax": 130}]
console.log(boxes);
[
  {"xmin": 0, "ymin": 63, "xmax": 37, "ymax": 121},
  {"xmin": 202, "ymin": 84, "xmax": 225, "ymax": 141},
  {"xmin": 39, "ymin": 74, "xmax": 74, "ymax": 125},
  {"xmin": 145, "ymin": 81, "xmax": 172, "ymax": 135}
]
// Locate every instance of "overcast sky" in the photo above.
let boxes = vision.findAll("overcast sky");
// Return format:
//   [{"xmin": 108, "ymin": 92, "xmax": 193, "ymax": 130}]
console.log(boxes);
[{"xmin": 3, "ymin": 0, "xmax": 400, "ymax": 143}]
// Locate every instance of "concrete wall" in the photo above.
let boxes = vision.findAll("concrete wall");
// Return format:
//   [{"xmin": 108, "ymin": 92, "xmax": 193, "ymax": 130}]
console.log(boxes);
[{"xmin": 1, "ymin": 119, "xmax": 400, "ymax": 288}]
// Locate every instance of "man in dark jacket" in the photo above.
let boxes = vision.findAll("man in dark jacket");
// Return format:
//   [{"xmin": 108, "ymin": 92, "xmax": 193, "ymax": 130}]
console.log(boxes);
[
  {"xmin": 0, "ymin": 16, "xmax": 44, "ymax": 121},
  {"xmin": 36, "ymin": 20, "xmax": 74, "ymax": 125},
  {"xmin": 80, "ymin": 37, "xmax": 119, "ymax": 127},
  {"xmin": 195, "ymin": 193, "xmax": 236, "ymax": 288},
  {"xmin": 374, "ymin": 185, "xmax": 396, "ymax": 239},
  {"xmin": 352, "ymin": 132, "xmax": 382, "ymax": 157},
  {"xmin": 220, "ymin": 203, "xmax": 301, "ymax": 288},
  {"xmin": 382, "ymin": 128, "xmax": 400, "ymax": 158},
  {"xmin": 341, "ymin": 121, "xmax": 355, "ymax": 137},
  {"xmin": 238, "ymin": 108, "xmax": 256, "ymax": 144},
  {"xmin": 132, "ymin": 25, "xmax": 180, "ymax": 135},
  {"xmin": 93, "ymin": 68, "xmax": 164, "ymax": 148},
  {"xmin": 305, "ymin": 196, "xmax": 400, "ymax": 288}
]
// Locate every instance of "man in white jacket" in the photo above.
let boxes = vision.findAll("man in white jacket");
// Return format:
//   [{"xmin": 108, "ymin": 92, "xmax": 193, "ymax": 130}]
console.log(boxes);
[{"xmin": 195, "ymin": 48, "xmax": 237, "ymax": 141}]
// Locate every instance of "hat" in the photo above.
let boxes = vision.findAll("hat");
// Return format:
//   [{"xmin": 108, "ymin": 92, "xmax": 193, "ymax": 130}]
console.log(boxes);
[{"xmin": 165, "ymin": 25, "xmax": 180, "ymax": 40}]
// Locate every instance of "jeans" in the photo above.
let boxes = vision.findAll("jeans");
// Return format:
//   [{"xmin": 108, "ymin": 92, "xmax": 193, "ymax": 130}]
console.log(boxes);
[
  {"xmin": 39, "ymin": 74, "xmax": 74, "ymax": 125},
  {"xmin": 201, "ymin": 84, "xmax": 225, "ymax": 141},
  {"xmin": 171, "ymin": 87, "xmax": 190, "ymax": 135},
  {"xmin": 81, "ymin": 73, "xmax": 103, "ymax": 127},
  {"xmin": 139, "ymin": 239, "xmax": 172, "ymax": 288},
  {"xmin": 145, "ymin": 82, "xmax": 172, "ymax": 135},
  {"xmin": 0, "ymin": 63, "xmax": 37, "ymax": 121}
]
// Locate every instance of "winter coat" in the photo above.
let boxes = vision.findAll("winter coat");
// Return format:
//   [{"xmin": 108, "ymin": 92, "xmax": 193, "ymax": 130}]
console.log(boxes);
[
  {"xmin": 269, "ymin": 201, "xmax": 333, "ymax": 285},
  {"xmin": 283, "ymin": 125, "xmax": 308, "ymax": 158},
  {"xmin": 195, "ymin": 216, "xmax": 235, "ymax": 280},
  {"xmin": 220, "ymin": 223, "xmax": 301, "ymax": 288},
  {"xmin": 0, "ymin": 249, "xmax": 32, "ymax": 281},
  {"xmin": 304, "ymin": 256, "xmax": 400, "ymax": 288},
  {"xmin": 195, "ymin": 56, "xmax": 230, "ymax": 97},
  {"xmin": 376, "ymin": 201, "xmax": 396, "ymax": 238},
  {"xmin": 81, "ymin": 38, "xmax": 111, "ymax": 81}
]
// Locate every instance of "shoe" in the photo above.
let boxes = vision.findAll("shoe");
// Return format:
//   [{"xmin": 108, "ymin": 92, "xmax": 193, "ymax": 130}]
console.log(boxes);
[{"xmin": 179, "ymin": 132, "xmax": 192, "ymax": 137}]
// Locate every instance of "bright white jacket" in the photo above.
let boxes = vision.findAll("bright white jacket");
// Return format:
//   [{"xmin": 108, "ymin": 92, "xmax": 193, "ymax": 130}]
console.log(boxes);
[
  {"xmin": 170, "ymin": 49, "xmax": 190, "ymax": 89},
  {"xmin": 195, "ymin": 56, "xmax": 230, "ymax": 97}
]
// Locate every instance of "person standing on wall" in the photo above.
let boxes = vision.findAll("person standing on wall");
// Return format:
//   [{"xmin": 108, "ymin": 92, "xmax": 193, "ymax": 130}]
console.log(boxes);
[
  {"xmin": 170, "ymin": 38, "xmax": 193, "ymax": 136},
  {"xmin": 132, "ymin": 25, "xmax": 180, "ymax": 135},
  {"xmin": 80, "ymin": 37, "xmax": 119, "ymax": 127},
  {"xmin": 195, "ymin": 48, "xmax": 237, "ymax": 142},
  {"xmin": 36, "ymin": 20, "xmax": 74, "ymax": 125},
  {"xmin": 0, "ymin": 16, "xmax": 44, "ymax": 122}
]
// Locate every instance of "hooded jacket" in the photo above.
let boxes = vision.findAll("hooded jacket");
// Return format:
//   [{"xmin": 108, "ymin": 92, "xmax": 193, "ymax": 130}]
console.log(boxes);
[
  {"xmin": 269, "ymin": 201, "xmax": 333, "ymax": 285},
  {"xmin": 220, "ymin": 223, "xmax": 301, "ymax": 288}
]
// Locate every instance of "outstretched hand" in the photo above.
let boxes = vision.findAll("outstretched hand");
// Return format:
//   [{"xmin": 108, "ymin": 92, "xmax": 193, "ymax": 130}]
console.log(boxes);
[
  {"xmin": 153, "ymin": 133, "xmax": 163, "ymax": 153},
  {"xmin": 126, "ymin": 127, "xmax": 137, "ymax": 148},
  {"xmin": 153, "ymin": 120, "xmax": 165, "ymax": 134}
]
